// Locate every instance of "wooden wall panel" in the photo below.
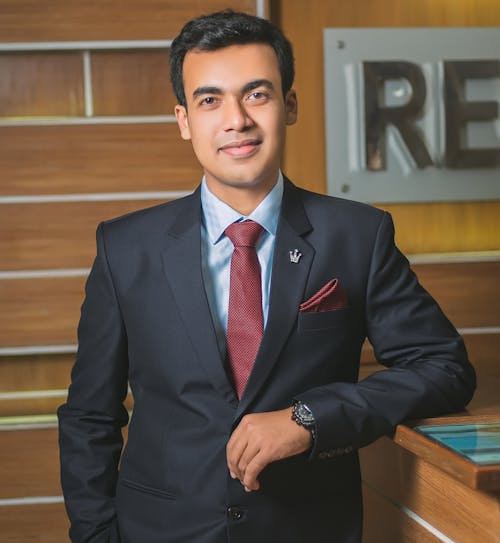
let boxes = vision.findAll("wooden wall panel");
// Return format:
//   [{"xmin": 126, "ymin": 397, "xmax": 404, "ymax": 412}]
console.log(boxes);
[
  {"xmin": 0, "ymin": 354, "xmax": 73, "ymax": 391},
  {"xmin": 0, "ymin": 503, "xmax": 68, "ymax": 543},
  {"xmin": 383, "ymin": 202, "xmax": 500, "ymax": 254},
  {"xmin": 412, "ymin": 261, "xmax": 500, "ymax": 327},
  {"xmin": 91, "ymin": 50, "xmax": 176, "ymax": 116},
  {"xmin": 463, "ymin": 333, "xmax": 499, "ymax": 373},
  {"xmin": 0, "ymin": 349, "xmax": 137, "ymax": 417},
  {"xmin": 275, "ymin": 0, "xmax": 500, "ymax": 254},
  {"xmin": 0, "ymin": 52, "xmax": 84, "ymax": 117},
  {"xmin": 0, "ymin": 395, "xmax": 134, "ymax": 418},
  {"xmin": 0, "ymin": 427, "xmax": 61, "ymax": 498},
  {"xmin": 0, "ymin": 0, "xmax": 258, "ymax": 42},
  {"xmin": 0, "ymin": 199, "xmax": 167, "ymax": 270},
  {"xmin": 465, "ymin": 334, "xmax": 500, "ymax": 414},
  {"xmin": 0, "ymin": 392, "xmax": 134, "ymax": 418},
  {"xmin": 0, "ymin": 353, "xmax": 71, "ymax": 415},
  {"xmin": 0, "ymin": 276, "xmax": 85, "ymax": 346},
  {"xmin": 0, "ymin": 124, "xmax": 201, "ymax": 196}
]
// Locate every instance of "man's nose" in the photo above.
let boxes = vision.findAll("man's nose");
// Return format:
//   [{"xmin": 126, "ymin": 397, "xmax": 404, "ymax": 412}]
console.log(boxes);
[{"xmin": 223, "ymin": 98, "xmax": 253, "ymax": 131}]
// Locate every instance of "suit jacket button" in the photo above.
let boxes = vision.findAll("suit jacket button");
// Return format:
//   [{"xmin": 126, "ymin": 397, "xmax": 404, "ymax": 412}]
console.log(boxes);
[{"xmin": 228, "ymin": 506, "xmax": 244, "ymax": 520}]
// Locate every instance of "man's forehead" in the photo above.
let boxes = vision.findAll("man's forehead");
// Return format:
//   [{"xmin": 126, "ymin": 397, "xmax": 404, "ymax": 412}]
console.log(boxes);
[
  {"xmin": 182, "ymin": 44, "xmax": 279, "ymax": 75},
  {"xmin": 185, "ymin": 42, "xmax": 276, "ymax": 60},
  {"xmin": 182, "ymin": 44, "xmax": 281, "ymax": 94}
]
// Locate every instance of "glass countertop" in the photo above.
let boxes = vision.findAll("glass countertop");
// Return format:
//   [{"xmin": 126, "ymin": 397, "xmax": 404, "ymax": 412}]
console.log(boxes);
[{"xmin": 414, "ymin": 422, "xmax": 500, "ymax": 466}]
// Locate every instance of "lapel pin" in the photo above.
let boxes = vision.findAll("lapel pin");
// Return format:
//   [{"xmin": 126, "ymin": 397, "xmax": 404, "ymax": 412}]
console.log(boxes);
[{"xmin": 289, "ymin": 249, "xmax": 302, "ymax": 263}]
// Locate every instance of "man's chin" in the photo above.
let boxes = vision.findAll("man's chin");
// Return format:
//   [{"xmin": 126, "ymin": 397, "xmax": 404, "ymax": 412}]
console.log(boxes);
[{"xmin": 205, "ymin": 170, "xmax": 277, "ymax": 193}]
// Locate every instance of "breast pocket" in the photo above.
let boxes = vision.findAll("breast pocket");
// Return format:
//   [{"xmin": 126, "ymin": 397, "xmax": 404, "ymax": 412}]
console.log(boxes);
[{"xmin": 297, "ymin": 307, "xmax": 352, "ymax": 332}]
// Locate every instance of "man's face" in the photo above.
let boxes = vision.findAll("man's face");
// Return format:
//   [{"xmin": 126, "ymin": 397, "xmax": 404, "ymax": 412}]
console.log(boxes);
[{"xmin": 174, "ymin": 43, "xmax": 297, "ymax": 204}]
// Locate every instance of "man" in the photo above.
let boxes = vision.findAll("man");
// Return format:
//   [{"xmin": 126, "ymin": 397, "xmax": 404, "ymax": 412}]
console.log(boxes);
[{"xmin": 58, "ymin": 11, "xmax": 476, "ymax": 543}]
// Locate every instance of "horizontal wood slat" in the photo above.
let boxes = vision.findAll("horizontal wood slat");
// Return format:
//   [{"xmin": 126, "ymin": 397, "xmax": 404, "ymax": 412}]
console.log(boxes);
[
  {"xmin": 382, "ymin": 201, "xmax": 500, "ymax": 254},
  {"xmin": 0, "ymin": 397, "xmax": 66, "ymax": 418},
  {"xmin": 0, "ymin": 424, "xmax": 129, "ymax": 498},
  {"xmin": 0, "ymin": 354, "xmax": 74, "ymax": 392},
  {"xmin": 0, "ymin": 427, "xmax": 61, "ymax": 498},
  {"xmin": 0, "ymin": 276, "xmax": 85, "ymax": 346},
  {"xmin": 0, "ymin": 123, "xmax": 201, "ymax": 196},
  {"xmin": 412, "ymin": 261, "xmax": 500, "ymax": 328},
  {"xmin": 0, "ymin": 502, "xmax": 68, "ymax": 543},
  {"xmin": 0, "ymin": 0, "xmax": 257, "ymax": 42},
  {"xmin": 0, "ymin": 394, "xmax": 134, "ymax": 418},
  {"xmin": 0, "ymin": 350, "xmax": 135, "ymax": 417},
  {"xmin": 91, "ymin": 50, "xmax": 176, "ymax": 116},
  {"xmin": 0, "ymin": 199, "xmax": 167, "ymax": 270},
  {"xmin": 0, "ymin": 52, "xmax": 84, "ymax": 117}
]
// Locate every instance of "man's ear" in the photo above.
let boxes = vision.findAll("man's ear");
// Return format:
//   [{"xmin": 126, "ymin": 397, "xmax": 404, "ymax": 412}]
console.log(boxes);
[
  {"xmin": 174, "ymin": 105, "xmax": 191, "ymax": 140},
  {"xmin": 285, "ymin": 89, "xmax": 298, "ymax": 126}
]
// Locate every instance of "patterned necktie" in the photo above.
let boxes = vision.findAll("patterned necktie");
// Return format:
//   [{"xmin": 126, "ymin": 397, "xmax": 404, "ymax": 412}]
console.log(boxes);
[{"xmin": 225, "ymin": 220, "xmax": 264, "ymax": 399}]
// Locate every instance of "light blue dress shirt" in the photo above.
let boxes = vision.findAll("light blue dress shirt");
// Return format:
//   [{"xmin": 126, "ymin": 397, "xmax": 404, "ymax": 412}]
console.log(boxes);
[{"xmin": 200, "ymin": 173, "xmax": 283, "ymax": 358}]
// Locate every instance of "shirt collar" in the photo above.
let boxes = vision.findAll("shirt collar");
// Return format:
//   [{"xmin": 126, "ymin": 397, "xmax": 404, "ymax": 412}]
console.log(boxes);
[{"xmin": 201, "ymin": 172, "xmax": 283, "ymax": 245}]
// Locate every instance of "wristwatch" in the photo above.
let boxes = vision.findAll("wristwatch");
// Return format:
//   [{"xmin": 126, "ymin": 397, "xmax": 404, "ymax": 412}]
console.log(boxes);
[{"xmin": 291, "ymin": 400, "xmax": 316, "ymax": 442}]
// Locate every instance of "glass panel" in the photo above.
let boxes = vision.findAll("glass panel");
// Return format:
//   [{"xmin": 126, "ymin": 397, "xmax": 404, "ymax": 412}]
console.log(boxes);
[{"xmin": 414, "ymin": 422, "xmax": 500, "ymax": 465}]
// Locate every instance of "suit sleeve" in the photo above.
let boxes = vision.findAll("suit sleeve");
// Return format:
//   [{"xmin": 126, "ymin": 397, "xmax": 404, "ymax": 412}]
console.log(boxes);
[
  {"xmin": 296, "ymin": 211, "xmax": 476, "ymax": 459},
  {"xmin": 58, "ymin": 223, "xmax": 129, "ymax": 542}
]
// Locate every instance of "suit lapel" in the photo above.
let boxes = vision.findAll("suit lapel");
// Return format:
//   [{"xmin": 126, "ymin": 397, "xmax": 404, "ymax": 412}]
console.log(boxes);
[
  {"xmin": 236, "ymin": 180, "xmax": 314, "ymax": 417},
  {"xmin": 160, "ymin": 189, "xmax": 238, "ymax": 406}
]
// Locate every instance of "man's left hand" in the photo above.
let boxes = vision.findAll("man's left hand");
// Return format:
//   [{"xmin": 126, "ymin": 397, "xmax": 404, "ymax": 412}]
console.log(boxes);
[{"xmin": 226, "ymin": 407, "xmax": 312, "ymax": 492}]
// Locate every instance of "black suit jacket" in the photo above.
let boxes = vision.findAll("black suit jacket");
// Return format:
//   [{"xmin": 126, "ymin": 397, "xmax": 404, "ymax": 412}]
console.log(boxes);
[{"xmin": 58, "ymin": 179, "xmax": 475, "ymax": 543}]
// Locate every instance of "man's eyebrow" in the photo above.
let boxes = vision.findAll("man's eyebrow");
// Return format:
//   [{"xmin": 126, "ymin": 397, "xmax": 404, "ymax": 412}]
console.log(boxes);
[
  {"xmin": 192, "ymin": 80, "xmax": 275, "ymax": 99},
  {"xmin": 242, "ymin": 79, "xmax": 274, "ymax": 94},
  {"xmin": 192, "ymin": 86, "xmax": 223, "ymax": 99}
]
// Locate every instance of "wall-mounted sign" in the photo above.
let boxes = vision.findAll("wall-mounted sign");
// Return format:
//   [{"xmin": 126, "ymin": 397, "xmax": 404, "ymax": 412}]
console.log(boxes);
[{"xmin": 323, "ymin": 28, "xmax": 500, "ymax": 203}]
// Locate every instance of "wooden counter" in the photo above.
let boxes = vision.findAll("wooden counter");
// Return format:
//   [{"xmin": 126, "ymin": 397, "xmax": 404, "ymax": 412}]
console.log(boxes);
[{"xmin": 361, "ymin": 412, "xmax": 500, "ymax": 543}]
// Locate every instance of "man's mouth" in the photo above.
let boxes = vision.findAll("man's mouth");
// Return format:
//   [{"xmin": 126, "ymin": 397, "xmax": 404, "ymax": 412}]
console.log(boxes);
[{"xmin": 218, "ymin": 139, "xmax": 262, "ymax": 157}]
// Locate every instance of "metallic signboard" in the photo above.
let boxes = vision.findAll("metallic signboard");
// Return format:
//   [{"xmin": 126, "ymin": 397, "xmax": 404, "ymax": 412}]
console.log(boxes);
[{"xmin": 324, "ymin": 28, "xmax": 500, "ymax": 202}]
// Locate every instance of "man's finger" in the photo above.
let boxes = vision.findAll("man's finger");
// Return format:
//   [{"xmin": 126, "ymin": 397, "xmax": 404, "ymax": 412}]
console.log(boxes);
[
  {"xmin": 236, "ymin": 440, "xmax": 261, "ymax": 481},
  {"xmin": 226, "ymin": 434, "xmax": 248, "ymax": 481},
  {"xmin": 242, "ymin": 451, "xmax": 268, "ymax": 491}
]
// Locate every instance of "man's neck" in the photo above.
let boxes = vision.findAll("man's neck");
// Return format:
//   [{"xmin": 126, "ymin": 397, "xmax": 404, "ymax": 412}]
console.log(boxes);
[{"xmin": 204, "ymin": 175, "xmax": 279, "ymax": 216}]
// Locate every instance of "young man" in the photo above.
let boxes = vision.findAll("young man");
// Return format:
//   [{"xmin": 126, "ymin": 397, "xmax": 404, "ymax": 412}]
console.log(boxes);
[{"xmin": 58, "ymin": 11, "xmax": 476, "ymax": 543}]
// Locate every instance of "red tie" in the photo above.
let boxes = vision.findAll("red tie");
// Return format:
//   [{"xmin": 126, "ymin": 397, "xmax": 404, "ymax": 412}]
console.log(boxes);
[{"xmin": 225, "ymin": 220, "xmax": 264, "ymax": 399}]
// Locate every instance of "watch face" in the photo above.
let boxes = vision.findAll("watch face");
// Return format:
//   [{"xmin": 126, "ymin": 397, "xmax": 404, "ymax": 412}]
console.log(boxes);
[{"xmin": 297, "ymin": 403, "xmax": 315, "ymax": 425}]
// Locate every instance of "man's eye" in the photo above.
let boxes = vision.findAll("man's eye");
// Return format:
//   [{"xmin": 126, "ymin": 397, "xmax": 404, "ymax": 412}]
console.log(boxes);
[{"xmin": 201, "ymin": 97, "xmax": 216, "ymax": 105}]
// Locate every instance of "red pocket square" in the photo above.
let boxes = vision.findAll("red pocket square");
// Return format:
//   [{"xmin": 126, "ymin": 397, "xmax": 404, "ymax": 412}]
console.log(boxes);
[{"xmin": 299, "ymin": 278, "xmax": 348, "ymax": 313}]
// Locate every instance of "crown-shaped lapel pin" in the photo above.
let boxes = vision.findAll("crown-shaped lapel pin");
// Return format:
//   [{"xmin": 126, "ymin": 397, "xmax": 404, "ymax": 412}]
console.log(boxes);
[{"xmin": 289, "ymin": 248, "xmax": 302, "ymax": 263}]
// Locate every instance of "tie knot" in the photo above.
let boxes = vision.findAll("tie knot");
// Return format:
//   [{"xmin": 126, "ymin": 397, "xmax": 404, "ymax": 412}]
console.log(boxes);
[{"xmin": 225, "ymin": 220, "xmax": 264, "ymax": 248}]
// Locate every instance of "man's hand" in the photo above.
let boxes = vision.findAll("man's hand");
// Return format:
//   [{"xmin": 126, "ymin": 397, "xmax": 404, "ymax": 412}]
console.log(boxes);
[{"xmin": 226, "ymin": 407, "xmax": 312, "ymax": 492}]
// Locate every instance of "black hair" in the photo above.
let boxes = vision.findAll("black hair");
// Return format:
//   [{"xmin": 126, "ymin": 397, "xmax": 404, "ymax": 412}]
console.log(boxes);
[{"xmin": 169, "ymin": 10, "xmax": 295, "ymax": 107}]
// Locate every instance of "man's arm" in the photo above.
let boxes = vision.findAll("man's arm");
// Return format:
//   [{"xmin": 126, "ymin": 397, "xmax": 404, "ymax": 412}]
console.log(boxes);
[
  {"xmin": 227, "ymin": 211, "xmax": 476, "ymax": 491},
  {"xmin": 58, "ymin": 223, "xmax": 129, "ymax": 543},
  {"xmin": 296, "ymin": 212, "xmax": 475, "ymax": 457}
]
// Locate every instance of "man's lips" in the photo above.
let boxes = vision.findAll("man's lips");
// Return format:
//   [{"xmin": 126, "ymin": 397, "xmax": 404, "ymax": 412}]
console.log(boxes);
[{"xmin": 218, "ymin": 139, "xmax": 262, "ymax": 157}]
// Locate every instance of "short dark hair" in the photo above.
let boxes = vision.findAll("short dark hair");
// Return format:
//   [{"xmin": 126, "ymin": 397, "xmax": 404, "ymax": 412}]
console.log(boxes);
[{"xmin": 169, "ymin": 10, "xmax": 295, "ymax": 107}]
